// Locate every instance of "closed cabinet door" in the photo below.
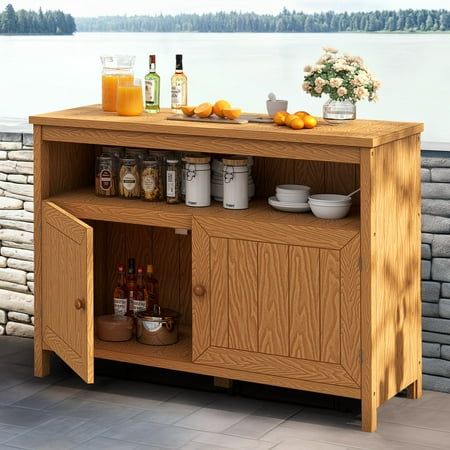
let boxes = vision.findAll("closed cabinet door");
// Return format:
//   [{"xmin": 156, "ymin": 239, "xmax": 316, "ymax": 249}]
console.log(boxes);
[
  {"xmin": 192, "ymin": 217, "xmax": 361, "ymax": 390},
  {"xmin": 41, "ymin": 202, "xmax": 94, "ymax": 383}
]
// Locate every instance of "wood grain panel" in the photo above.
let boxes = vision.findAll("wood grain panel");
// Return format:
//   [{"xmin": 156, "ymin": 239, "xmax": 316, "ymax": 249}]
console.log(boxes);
[
  {"xmin": 258, "ymin": 243, "xmax": 289, "ymax": 356},
  {"xmin": 32, "ymin": 104, "xmax": 423, "ymax": 148},
  {"xmin": 210, "ymin": 237, "xmax": 229, "ymax": 348},
  {"xmin": 324, "ymin": 163, "xmax": 359, "ymax": 195},
  {"xmin": 153, "ymin": 227, "xmax": 181, "ymax": 315},
  {"xmin": 179, "ymin": 233, "xmax": 192, "ymax": 325},
  {"xmin": 289, "ymin": 246, "xmax": 320, "ymax": 360},
  {"xmin": 341, "ymin": 235, "xmax": 361, "ymax": 385},
  {"xmin": 294, "ymin": 160, "xmax": 326, "ymax": 194},
  {"xmin": 33, "ymin": 126, "xmax": 52, "ymax": 378},
  {"xmin": 197, "ymin": 347, "xmax": 359, "ymax": 388},
  {"xmin": 262, "ymin": 158, "xmax": 296, "ymax": 197},
  {"xmin": 228, "ymin": 239, "xmax": 258, "ymax": 352},
  {"xmin": 42, "ymin": 202, "xmax": 94, "ymax": 383},
  {"xmin": 320, "ymin": 249, "xmax": 341, "ymax": 364},
  {"xmin": 192, "ymin": 219, "xmax": 210, "ymax": 359}
]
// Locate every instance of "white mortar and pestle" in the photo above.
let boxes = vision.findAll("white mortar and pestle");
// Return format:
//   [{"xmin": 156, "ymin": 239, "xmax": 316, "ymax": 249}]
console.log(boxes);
[{"xmin": 266, "ymin": 92, "xmax": 288, "ymax": 118}]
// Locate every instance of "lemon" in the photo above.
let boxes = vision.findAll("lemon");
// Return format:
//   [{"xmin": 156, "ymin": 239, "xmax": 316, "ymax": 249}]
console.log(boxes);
[
  {"xmin": 213, "ymin": 100, "xmax": 231, "ymax": 118},
  {"xmin": 194, "ymin": 102, "xmax": 213, "ymax": 118},
  {"xmin": 303, "ymin": 115, "xmax": 318, "ymax": 129},
  {"xmin": 290, "ymin": 118, "xmax": 305, "ymax": 130}
]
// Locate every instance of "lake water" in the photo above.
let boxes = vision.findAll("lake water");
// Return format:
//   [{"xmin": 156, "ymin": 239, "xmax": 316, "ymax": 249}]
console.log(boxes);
[{"xmin": 1, "ymin": 32, "xmax": 449, "ymax": 144}]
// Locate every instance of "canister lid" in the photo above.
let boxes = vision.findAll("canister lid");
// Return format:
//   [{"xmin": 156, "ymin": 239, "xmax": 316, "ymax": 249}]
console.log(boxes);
[
  {"xmin": 184, "ymin": 155, "xmax": 211, "ymax": 164},
  {"xmin": 166, "ymin": 159, "xmax": 179, "ymax": 164},
  {"xmin": 137, "ymin": 307, "xmax": 180, "ymax": 322},
  {"xmin": 223, "ymin": 156, "xmax": 248, "ymax": 167}
]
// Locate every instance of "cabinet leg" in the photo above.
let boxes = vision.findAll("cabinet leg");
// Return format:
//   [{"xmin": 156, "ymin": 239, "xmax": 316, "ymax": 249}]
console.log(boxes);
[
  {"xmin": 214, "ymin": 377, "xmax": 233, "ymax": 390},
  {"xmin": 361, "ymin": 395, "xmax": 377, "ymax": 432},
  {"xmin": 34, "ymin": 347, "xmax": 51, "ymax": 378},
  {"xmin": 406, "ymin": 378, "xmax": 422, "ymax": 400}
]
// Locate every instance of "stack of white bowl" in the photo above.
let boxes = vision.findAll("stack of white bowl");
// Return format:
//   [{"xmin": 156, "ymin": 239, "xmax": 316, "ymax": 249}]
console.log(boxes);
[
  {"xmin": 308, "ymin": 194, "xmax": 352, "ymax": 219},
  {"xmin": 211, "ymin": 156, "xmax": 255, "ymax": 202},
  {"xmin": 268, "ymin": 185, "xmax": 311, "ymax": 212}
]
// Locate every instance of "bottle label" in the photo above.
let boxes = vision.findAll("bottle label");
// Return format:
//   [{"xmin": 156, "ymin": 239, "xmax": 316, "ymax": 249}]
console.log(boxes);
[
  {"xmin": 114, "ymin": 297, "xmax": 127, "ymax": 316},
  {"xmin": 132, "ymin": 299, "xmax": 147, "ymax": 313},
  {"xmin": 167, "ymin": 169, "xmax": 176, "ymax": 197},
  {"xmin": 122, "ymin": 172, "xmax": 136, "ymax": 191},
  {"xmin": 171, "ymin": 86, "xmax": 182, "ymax": 107},
  {"xmin": 100, "ymin": 169, "xmax": 112, "ymax": 190},
  {"xmin": 142, "ymin": 174, "xmax": 156, "ymax": 193},
  {"xmin": 145, "ymin": 79, "xmax": 155, "ymax": 103}
]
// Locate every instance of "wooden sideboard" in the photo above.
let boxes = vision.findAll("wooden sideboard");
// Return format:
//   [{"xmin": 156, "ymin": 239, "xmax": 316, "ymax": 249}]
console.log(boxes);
[{"xmin": 30, "ymin": 105, "xmax": 424, "ymax": 431}]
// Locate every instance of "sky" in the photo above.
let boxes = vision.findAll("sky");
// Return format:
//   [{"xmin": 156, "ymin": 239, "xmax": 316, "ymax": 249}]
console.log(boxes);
[{"xmin": 1, "ymin": 0, "xmax": 450, "ymax": 17}]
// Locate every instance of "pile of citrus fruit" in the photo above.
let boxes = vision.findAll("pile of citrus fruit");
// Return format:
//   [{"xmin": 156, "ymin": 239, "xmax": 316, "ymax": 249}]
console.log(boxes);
[
  {"xmin": 182, "ymin": 100, "xmax": 242, "ymax": 120},
  {"xmin": 273, "ymin": 111, "xmax": 318, "ymax": 130}
]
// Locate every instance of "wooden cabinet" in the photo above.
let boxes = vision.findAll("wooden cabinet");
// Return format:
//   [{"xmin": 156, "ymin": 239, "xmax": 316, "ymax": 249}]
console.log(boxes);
[
  {"xmin": 30, "ymin": 105, "xmax": 424, "ymax": 431},
  {"xmin": 192, "ymin": 218, "xmax": 361, "ymax": 390}
]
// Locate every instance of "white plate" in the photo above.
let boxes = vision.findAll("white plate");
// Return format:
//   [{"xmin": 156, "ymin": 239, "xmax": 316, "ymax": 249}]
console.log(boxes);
[{"xmin": 268, "ymin": 196, "xmax": 311, "ymax": 213}]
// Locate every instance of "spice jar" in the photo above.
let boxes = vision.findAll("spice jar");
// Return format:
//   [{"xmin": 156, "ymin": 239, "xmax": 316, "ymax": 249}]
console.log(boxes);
[
  {"xmin": 185, "ymin": 155, "xmax": 211, "ymax": 207},
  {"xmin": 102, "ymin": 146, "xmax": 123, "ymax": 172},
  {"xmin": 166, "ymin": 158, "xmax": 181, "ymax": 204},
  {"xmin": 141, "ymin": 159, "xmax": 161, "ymax": 201},
  {"xmin": 125, "ymin": 148, "xmax": 145, "ymax": 170},
  {"xmin": 95, "ymin": 154, "xmax": 117, "ymax": 197},
  {"xmin": 223, "ymin": 157, "xmax": 249, "ymax": 210},
  {"xmin": 119, "ymin": 157, "xmax": 140, "ymax": 199}
]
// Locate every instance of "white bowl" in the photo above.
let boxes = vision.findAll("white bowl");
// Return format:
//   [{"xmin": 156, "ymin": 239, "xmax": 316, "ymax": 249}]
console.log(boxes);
[
  {"xmin": 268, "ymin": 196, "xmax": 310, "ymax": 213},
  {"xmin": 266, "ymin": 100, "xmax": 288, "ymax": 118},
  {"xmin": 275, "ymin": 185, "xmax": 310, "ymax": 203},
  {"xmin": 309, "ymin": 202, "xmax": 351, "ymax": 219},
  {"xmin": 309, "ymin": 194, "xmax": 351, "ymax": 203}
]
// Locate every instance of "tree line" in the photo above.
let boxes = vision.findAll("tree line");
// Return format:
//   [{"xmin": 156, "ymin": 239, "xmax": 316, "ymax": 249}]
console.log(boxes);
[
  {"xmin": 76, "ymin": 8, "xmax": 450, "ymax": 33},
  {"xmin": 0, "ymin": 4, "xmax": 76, "ymax": 34}
]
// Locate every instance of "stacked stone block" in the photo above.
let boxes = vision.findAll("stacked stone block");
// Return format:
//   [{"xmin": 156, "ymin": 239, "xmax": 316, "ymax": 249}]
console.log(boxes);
[
  {"xmin": 0, "ymin": 131, "xmax": 34, "ymax": 338},
  {"xmin": 422, "ymin": 154, "xmax": 450, "ymax": 392}
]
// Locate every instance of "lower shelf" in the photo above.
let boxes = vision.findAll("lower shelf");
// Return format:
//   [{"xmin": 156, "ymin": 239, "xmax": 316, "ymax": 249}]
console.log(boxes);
[{"xmin": 93, "ymin": 327, "xmax": 361, "ymax": 399}]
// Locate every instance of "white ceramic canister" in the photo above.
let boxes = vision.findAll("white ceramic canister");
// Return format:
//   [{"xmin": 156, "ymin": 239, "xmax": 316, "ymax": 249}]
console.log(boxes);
[
  {"xmin": 223, "ymin": 157, "xmax": 249, "ymax": 210},
  {"xmin": 185, "ymin": 155, "xmax": 211, "ymax": 207}
]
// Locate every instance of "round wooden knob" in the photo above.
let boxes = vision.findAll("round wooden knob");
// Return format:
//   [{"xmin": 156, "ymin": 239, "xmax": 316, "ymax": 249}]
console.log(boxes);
[
  {"xmin": 74, "ymin": 299, "xmax": 85, "ymax": 310},
  {"xmin": 193, "ymin": 285, "xmax": 206, "ymax": 297}
]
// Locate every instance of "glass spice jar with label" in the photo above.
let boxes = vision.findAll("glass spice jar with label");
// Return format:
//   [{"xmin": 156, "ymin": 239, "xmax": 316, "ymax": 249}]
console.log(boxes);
[
  {"xmin": 166, "ymin": 158, "xmax": 181, "ymax": 204},
  {"xmin": 95, "ymin": 154, "xmax": 117, "ymax": 197},
  {"xmin": 141, "ymin": 159, "xmax": 161, "ymax": 201},
  {"xmin": 119, "ymin": 156, "xmax": 141, "ymax": 199}
]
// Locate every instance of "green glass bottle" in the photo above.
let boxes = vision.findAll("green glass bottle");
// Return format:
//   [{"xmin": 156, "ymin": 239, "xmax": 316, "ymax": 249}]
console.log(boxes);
[{"xmin": 145, "ymin": 54, "xmax": 160, "ymax": 114}]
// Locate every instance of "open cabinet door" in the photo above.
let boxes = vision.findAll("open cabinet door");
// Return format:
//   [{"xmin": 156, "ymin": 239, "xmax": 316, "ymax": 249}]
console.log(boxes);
[{"xmin": 41, "ymin": 202, "xmax": 94, "ymax": 383}]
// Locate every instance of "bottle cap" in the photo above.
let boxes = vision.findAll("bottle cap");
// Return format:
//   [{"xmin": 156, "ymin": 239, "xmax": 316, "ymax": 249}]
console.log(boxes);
[
  {"xmin": 137, "ymin": 266, "xmax": 144, "ymax": 274},
  {"xmin": 118, "ymin": 265, "xmax": 124, "ymax": 272},
  {"xmin": 150, "ymin": 54, "xmax": 156, "ymax": 64},
  {"xmin": 176, "ymin": 54, "xmax": 183, "ymax": 70},
  {"xmin": 147, "ymin": 264, "xmax": 154, "ymax": 273}
]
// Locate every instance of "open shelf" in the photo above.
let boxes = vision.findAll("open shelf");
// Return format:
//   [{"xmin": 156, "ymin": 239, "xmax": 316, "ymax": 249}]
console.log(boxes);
[{"xmin": 48, "ymin": 187, "xmax": 360, "ymax": 232}]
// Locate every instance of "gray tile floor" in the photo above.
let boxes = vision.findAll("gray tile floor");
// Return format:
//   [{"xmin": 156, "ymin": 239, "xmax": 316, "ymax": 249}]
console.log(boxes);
[{"xmin": 0, "ymin": 336, "xmax": 449, "ymax": 450}]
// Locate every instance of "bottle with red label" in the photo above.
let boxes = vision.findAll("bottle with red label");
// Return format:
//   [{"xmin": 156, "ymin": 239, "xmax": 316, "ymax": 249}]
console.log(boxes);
[
  {"xmin": 132, "ymin": 266, "xmax": 147, "ymax": 315},
  {"xmin": 145, "ymin": 264, "xmax": 159, "ymax": 312},
  {"xmin": 113, "ymin": 265, "xmax": 128, "ymax": 315}
]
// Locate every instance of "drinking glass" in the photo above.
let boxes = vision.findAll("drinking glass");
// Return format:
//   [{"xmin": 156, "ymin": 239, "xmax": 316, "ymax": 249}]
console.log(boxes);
[{"xmin": 116, "ymin": 78, "xmax": 144, "ymax": 116}]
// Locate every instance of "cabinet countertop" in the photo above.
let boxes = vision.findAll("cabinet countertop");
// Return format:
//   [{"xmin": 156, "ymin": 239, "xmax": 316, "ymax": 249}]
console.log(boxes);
[{"xmin": 30, "ymin": 105, "xmax": 423, "ymax": 149}]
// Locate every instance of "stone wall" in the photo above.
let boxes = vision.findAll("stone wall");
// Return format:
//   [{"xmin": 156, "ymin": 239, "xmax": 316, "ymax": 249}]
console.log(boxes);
[
  {"xmin": 421, "ymin": 153, "xmax": 450, "ymax": 392},
  {"xmin": 0, "ymin": 131, "xmax": 34, "ymax": 338}
]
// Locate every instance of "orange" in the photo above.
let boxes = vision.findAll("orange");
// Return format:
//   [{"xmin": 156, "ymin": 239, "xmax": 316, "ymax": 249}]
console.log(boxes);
[
  {"xmin": 194, "ymin": 102, "xmax": 213, "ymax": 118},
  {"xmin": 290, "ymin": 118, "xmax": 305, "ymax": 130},
  {"xmin": 213, "ymin": 99, "xmax": 231, "ymax": 118},
  {"xmin": 303, "ymin": 115, "xmax": 318, "ymax": 129},
  {"xmin": 273, "ymin": 111, "xmax": 289, "ymax": 126},
  {"xmin": 181, "ymin": 106, "xmax": 196, "ymax": 117},
  {"xmin": 222, "ymin": 108, "xmax": 242, "ymax": 120},
  {"xmin": 285, "ymin": 114, "xmax": 299, "ymax": 127},
  {"xmin": 294, "ymin": 111, "xmax": 310, "ymax": 119}
]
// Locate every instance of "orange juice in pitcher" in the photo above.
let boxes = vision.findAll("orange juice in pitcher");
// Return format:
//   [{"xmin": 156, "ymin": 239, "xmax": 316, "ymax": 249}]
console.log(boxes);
[
  {"xmin": 101, "ymin": 55, "xmax": 135, "ymax": 112},
  {"xmin": 116, "ymin": 78, "xmax": 144, "ymax": 116}
]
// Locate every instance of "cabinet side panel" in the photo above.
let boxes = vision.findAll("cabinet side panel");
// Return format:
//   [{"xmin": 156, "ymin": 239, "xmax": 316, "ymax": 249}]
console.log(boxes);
[
  {"xmin": 179, "ymin": 233, "xmax": 192, "ymax": 326},
  {"xmin": 229, "ymin": 240, "xmax": 258, "ymax": 352},
  {"xmin": 210, "ymin": 237, "xmax": 229, "ymax": 347},
  {"xmin": 371, "ymin": 135, "xmax": 421, "ymax": 405},
  {"xmin": 320, "ymin": 249, "xmax": 341, "ymax": 364},
  {"xmin": 289, "ymin": 246, "xmax": 320, "ymax": 360},
  {"xmin": 258, "ymin": 243, "xmax": 289, "ymax": 357}
]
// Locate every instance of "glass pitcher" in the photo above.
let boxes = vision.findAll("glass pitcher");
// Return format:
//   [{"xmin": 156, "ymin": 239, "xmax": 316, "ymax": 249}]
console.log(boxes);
[{"xmin": 101, "ymin": 55, "xmax": 135, "ymax": 112}]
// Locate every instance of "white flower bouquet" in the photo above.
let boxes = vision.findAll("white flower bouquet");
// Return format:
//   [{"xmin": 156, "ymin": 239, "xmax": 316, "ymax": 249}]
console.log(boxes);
[{"xmin": 302, "ymin": 47, "xmax": 380, "ymax": 103}]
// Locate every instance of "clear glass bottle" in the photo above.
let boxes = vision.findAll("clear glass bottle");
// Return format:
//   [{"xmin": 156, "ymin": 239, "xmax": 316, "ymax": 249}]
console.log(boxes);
[
  {"xmin": 113, "ymin": 265, "xmax": 128, "ymax": 315},
  {"xmin": 141, "ymin": 159, "xmax": 161, "ymax": 201},
  {"xmin": 145, "ymin": 54, "xmax": 160, "ymax": 114},
  {"xmin": 119, "ymin": 157, "xmax": 140, "ymax": 199},
  {"xmin": 145, "ymin": 264, "xmax": 159, "ymax": 312},
  {"xmin": 166, "ymin": 158, "xmax": 181, "ymax": 204},
  {"xmin": 95, "ymin": 154, "xmax": 117, "ymax": 197},
  {"xmin": 171, "ymin": 54, "xmax": 188, "ymax": 113}
]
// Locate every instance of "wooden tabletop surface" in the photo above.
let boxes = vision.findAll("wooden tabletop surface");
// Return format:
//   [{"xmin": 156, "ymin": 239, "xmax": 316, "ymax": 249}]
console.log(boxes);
[{"xmin": 30, "ymin": 105, "xmax": 424, "ymax": 148}]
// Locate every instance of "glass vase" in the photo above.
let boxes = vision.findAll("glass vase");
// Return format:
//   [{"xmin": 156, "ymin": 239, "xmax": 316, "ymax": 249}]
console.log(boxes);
[{"xmin": 323, "ymin": 99, "xmax": 356, "ymax": 121}]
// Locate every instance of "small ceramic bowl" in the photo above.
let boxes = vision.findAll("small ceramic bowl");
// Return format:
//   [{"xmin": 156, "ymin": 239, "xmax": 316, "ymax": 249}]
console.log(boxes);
[
  {"xmin": 275, "ymin": 184, "xmax": 310, "ymax": 203},
  {"xmin": 309, "ymin": 194, "xmax": 352, "ymax": 203},
  {"xmin": 309, "ymin": 201, "xmax": 351, "ymax": 219},
  {"xmin": 266, "ymin": 100, "xmax": 288, "ymax": 118}
]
